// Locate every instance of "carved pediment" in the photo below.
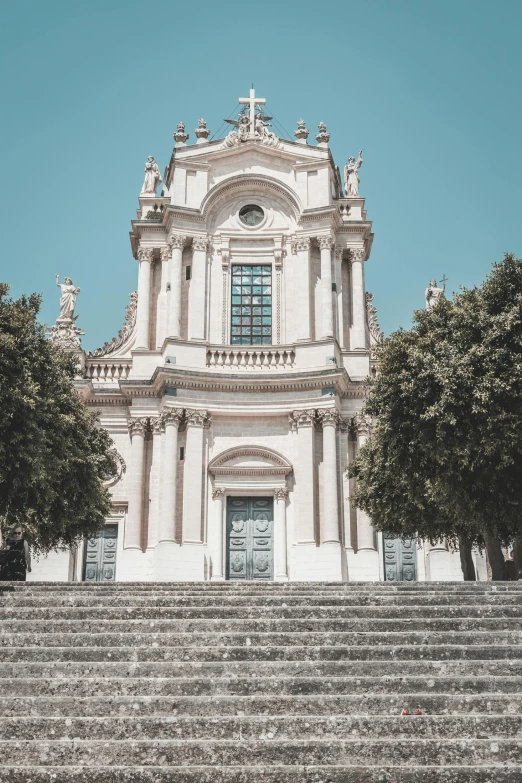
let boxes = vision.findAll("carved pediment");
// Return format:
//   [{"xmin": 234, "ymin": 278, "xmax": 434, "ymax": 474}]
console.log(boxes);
[{"xmin": 208, "ymin": 446, "xmax": 292, "ymax": 477}]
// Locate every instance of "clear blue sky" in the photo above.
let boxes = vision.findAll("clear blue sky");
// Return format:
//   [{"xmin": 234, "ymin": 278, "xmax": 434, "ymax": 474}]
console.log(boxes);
[{"xmin": 1, "ymin": 0, "xmax": 520, "ymax": 351}]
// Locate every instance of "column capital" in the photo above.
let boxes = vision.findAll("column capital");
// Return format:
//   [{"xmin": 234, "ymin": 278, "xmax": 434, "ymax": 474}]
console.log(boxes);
[
  {"xmin": 217, "ymin": 247, "xmax": 230, "ymax": 267},
  {"xmin": 293, "ymin": 236, "xmax": 311, "ymax": 253},
  {"xmin": 137, "ymin": 247, "xmax": 154, "ymax": 263},
  {"xmin": 289, "ymin": 409, "xmax": 316, "ymax": 429},
  {"xmin": 212, "ymin": 487, "xmax": 226, "ymax": 499},
  {"xmin": 350, "ymin": 247, "xmax": 366, "ymax": 263},
  {"xmin": 160, "ymin": 246, "xmax": 171, "ymax": 262},
  {"xmin": 274, "ymin": 487, "xmax": 289, "ymax": 500},
  {"xmin": 127, "ymin": 416, "xmax": 149, "ymax": 437},
  {"xmin": 316, "ymin": 234, "xmax": 334, "ymax": 251},
  {"xmin": 186, "ymin": 409, "xmax": 211, "ymax": 427},
  {"xmin": 150, "ymin": 415, "xmax": 165, "ymax": 434},
  {"xmin": 169, "ymin": 233, "xmax": 186, "ymax": 251},
  {"xmin": 353, "ymin": 412, "xmax": 374, "ymax": 437},
  {"xmin": 317, "ymin": 408, "xmax": 342, "ymax": 427},
  {"xmin": 274, "ymin": 248, "xmax": 286, "ymax": 268},
  {"xmin": 334, "ymin": 246, "xmax": 344, "ymax": 261},
  {"xmin": 162, "ymin": 407, "xmax": 184, "ymax": 427},
  {"xmin": 191, "ymin": 236, "xmax": 208, "ymax": 253}
]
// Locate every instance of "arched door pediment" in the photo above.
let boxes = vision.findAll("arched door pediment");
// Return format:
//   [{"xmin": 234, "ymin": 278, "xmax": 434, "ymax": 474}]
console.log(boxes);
[{"xmin": 208, "ymin": 446, "xmax": 292, "ymax": 478}]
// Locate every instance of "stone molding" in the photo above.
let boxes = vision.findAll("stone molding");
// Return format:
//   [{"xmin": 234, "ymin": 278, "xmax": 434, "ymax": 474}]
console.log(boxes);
[
  {"xmin": 200, "ymin": 176, "xmax": 302, "ymax": 223},
  {"xmin": 317, "ymin": 408, "xmax": 342, "ymax": 427},
  {"xmin": 150, "ymin": 416, "xmax": 165, "ymax": 434},
  {"xmin": 293, "ymin": 236, "xmax": 311, "ymax": 253},
  {"xmin": 353, "ymin": 412, "xmax": 374, "ymax": 438},
  {"xmin": 317, "ymin": 234, "xmax": 334, "ymax": 251},
  {"xmin": 289, "ymin": 409, "xmax": 316, "ymax": 429},
  {"xmin": 185, "ymin": 409, "xmax": 211, "ymax": 427},
  {"xmin": 350, "ymin": 247, "xmax": 366, "ymax": 263},
  {"xmin": 88, "ymin": 292, "xmax": 138, "ymax": 359},
  {"xmin": 169, "ymin": 234, "xmax": 186, "ymax": 250},
  {"xmin": 137, "ymin": 247, "xmax": 154, "ymax": 263},
  {"xmin": 127, "ymin": 417, "xmax": 149, "ymax": 437},
  {"xmin": 209, "ymin": 445, "xmax": 292, "ymax": 478},
  {"xmin": 192, "ymin": 236, "xmax": 208, "ymax": 253},
  {"xmin": 163, "ymin": 408, "xmax": 185, "ymax": 427},
  {"xmin": 103, "ymin": 448, "xmax": 126, "ymax": 487}
]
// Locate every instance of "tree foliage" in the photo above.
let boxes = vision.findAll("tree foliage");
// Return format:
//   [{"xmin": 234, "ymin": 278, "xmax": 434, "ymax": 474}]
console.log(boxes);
[
  {"xmin": 349, "ymin": 254, "xmax": 522, "ymax": 578},
  {"xmin": 0, "ymin": 284, "xmax": 115, "ymax": 554}
]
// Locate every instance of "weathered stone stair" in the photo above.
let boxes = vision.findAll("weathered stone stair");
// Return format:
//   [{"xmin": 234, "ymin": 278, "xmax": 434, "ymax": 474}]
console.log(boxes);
[{"xmin": 1, "ymin": 581, "xmax": 521, "ymax": 782}]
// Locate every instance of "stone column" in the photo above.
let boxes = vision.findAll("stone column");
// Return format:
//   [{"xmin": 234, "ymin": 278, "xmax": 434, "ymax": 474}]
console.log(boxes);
[
  {"xmin": 340, "ymin": 419, "xmax": 353, "ymax": 550},
  {"xmin": 168, "ymin": 235, "xmax": 185, "ymax": 339},
  {"xmin": 126, "ymin": 417, "xmax": 149, "ymax": 549},
  {"xmin": 188, "ymin": 236, "xmax": 207, "ymax": 341},
  {"xmin": 289, "ymin": 410, "xmax": 316, "ymax": 543},
  {"xmin": 182, "ymin": 410, "xmax": 210, "ymax": 543},
  {"xmin": 317, "ymin": 235, "xmax": 334, "ymax": 340},
  {"xmin": 295, "ymin": 237, "xmax": 312, "ymax": 341},
  {"xmin": 334, "ymin": 247, "xmax": 345, "ymax": 348},
  {"xmin": 275, "ymin": 488, "xmax": 289, "ymax": 580},
  {"xmin": 351, "ymin": 248, "xmax": 367, "ymax": 351},
  {"xmin": 317, "ymin": 409, "xmax": 341, "ymax": 544},
  {"xmin": 135, "ymin": 247, "xmax": 154, "ymax": 350},
  {"xmin": 354, "ymin": 414, "xmax": 376, "ymax": 550},
  {"xmin": 159, "ymin": 408, "xmax": 184, "ymax": 543},
  {"xmin": 156, "ymin": 247, "xmax": 170, "ymax": 348},
  {"xmin": 147, "ymin": 417, "xmax": 164, "ymax": 549},
  {"xmin": 211, "ymin": 487, "xmax": 226, "ymax": 581},
  {"xmin": 219, "ymin": 246, "xmax": 230, "ymax": 344}
]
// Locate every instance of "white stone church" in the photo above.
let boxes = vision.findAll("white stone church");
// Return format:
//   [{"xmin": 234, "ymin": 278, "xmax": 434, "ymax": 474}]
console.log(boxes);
[{"xmin": 39, "ymin": 91, "xmax": 485, "ymax": 584}]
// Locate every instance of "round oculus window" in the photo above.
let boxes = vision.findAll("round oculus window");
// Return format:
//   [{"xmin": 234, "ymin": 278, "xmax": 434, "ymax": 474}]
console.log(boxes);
[{"xmin": 239, "ymin": 204, "xmax": 264, "ymax": 227}]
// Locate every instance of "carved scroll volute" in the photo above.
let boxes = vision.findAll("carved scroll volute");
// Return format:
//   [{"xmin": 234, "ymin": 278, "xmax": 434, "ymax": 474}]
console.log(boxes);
[{"xmin": 289, "ymin": 409, "xmax": 316, "ymax": 430}]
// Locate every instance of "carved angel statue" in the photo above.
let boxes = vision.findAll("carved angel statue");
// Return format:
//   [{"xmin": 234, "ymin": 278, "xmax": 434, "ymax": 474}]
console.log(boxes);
[
  {"xmin": 344, "ymin": 150, "xmax": 363, "ymax": 197},
  {"xmin": 140, "ymin": 156, "xmax": 162, "ymax": 195},
  {"xmin": 55, "ymin": 275, "xmax": 80, "ymax": 320},
  {"xmin": 224, "ymin": 112, "xmax": 251, "ymax": 141},
  {"xmin": 425, "ymin": 278, "xmax": 445, "ymax": 309}
]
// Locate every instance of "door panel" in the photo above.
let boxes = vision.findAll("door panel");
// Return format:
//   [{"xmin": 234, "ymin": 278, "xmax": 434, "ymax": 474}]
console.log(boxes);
[
  {"xmin": 83, "ymin": 524, "xmax": 118, "ymax": 582},
  {"xmin": 226, "ymin": 498, "xmax": 273, "ymax": 581},
  {"xmin": 383, "ymin": 534, "xmax": 417, "ymax": 581}
]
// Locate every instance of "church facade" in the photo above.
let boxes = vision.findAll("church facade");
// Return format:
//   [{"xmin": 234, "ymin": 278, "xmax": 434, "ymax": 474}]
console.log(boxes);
[{"xmin": 39, "ymin": 91, "xmax": 479, "ymax": 584}]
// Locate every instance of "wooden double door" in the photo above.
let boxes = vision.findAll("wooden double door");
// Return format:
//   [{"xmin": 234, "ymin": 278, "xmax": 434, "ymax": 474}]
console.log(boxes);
[
  {"xmin": 383, "ymin": 534, "xmax": 417, "ymax": 581},
  {"xmin": 226, "ymin": 497, "xmax": 274, "ymax": 581},
  {"xmin": 83, "ymin": 524, "xmax": 118, "ymax": 582}
]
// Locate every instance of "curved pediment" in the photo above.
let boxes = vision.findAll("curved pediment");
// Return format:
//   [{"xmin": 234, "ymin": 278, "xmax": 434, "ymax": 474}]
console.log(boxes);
[{"xmin": 208, "ymin": 446, "xmax": 292, "ymax": 477}]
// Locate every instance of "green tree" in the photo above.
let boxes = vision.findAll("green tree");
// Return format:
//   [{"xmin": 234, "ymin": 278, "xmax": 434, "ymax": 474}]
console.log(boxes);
[
  {"xmin": 349, "ymin": 254, "xmax": 522, "ymax": 580},
  {"xmin": 0, "ymin": 284, "xmax": 115, "ymax": 554}
]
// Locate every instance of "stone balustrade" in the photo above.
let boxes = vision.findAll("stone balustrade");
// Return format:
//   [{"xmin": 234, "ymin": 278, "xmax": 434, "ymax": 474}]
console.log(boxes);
[
  {"xmin": 85, "ymin": 360, "xmax": 132, "ymax": 382},
  {"xmin": 207, "ymin": 345, "xmax": 295, "ymax": 370}
]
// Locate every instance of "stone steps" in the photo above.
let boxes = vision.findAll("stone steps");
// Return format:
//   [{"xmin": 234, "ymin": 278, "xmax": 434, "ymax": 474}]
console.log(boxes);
[
  {"xmin": 1, "ymin": 693, "xmax": 521, "ymax": 717},
  {"xmin": 1, "ymin": 581, "xmax": 521, "ymax": 781},
  {"xmin": 3, "ymin": 738, "xmax": 522, "ymax": 765},
  {"xmin": 1, "ymin": 714, "xmax": 521, "ymax": 740}
]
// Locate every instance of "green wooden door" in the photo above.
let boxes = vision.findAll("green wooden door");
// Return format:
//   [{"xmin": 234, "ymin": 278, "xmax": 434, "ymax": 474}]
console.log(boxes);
[
  {"xmin": 383, "ymin": 534, "xmax": 417, "ymax": 581},
  {"xmin": 83, "ymin": 524, "xmax": 118, "ymax": 582},
  {"xmin": 226, "ymin": 497, "xmax": 274, "ymax": 581}
]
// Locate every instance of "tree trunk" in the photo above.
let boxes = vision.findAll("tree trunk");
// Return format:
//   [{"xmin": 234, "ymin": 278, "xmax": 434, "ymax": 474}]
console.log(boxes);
[
  {"xmin": 484, "ymin": 532, "xmax": 507, "ymax": 581},
  {"xmin": 458, "ymin": 535, "xmax": 476, "ymax": 581},
  {"xmin": 512, "ymin": 537, "xmax": 522, "ymax": 580}
]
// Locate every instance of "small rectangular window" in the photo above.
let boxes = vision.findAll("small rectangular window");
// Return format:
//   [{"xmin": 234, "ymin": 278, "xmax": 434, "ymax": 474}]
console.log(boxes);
[
  {"xmin": 179, "ymin": 447, "xmax": 185, "ymax": 461},
  {"xmin": 186, "ymin": 266, "xmax": 191, "ymax": 281}
]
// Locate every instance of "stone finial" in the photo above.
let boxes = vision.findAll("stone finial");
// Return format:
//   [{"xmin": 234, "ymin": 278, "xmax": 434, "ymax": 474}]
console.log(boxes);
[
  {"xmin": 315, "ymin": 121, "xmax": 331, "ymax": 146},
  {"xmin": 294, "ymin": 118, "xmax": 309, "ymax": 144},
  {"xmin": 173, "ymin": 122, "xmax": 189, "ymax": 146},
  {"xmin": 195, "ymin": 118, "xmax": 211, "ymax": 143}
]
